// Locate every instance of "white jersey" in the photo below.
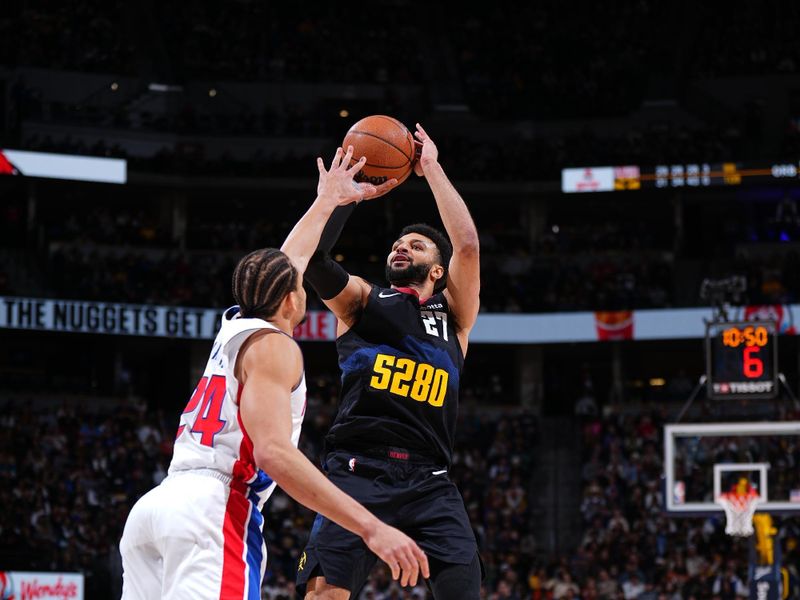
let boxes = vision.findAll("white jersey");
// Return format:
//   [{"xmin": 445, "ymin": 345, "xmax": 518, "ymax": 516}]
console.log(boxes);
[{"xmin": 169, "ymin": 306, "xmax": 306, "ymax": 509}]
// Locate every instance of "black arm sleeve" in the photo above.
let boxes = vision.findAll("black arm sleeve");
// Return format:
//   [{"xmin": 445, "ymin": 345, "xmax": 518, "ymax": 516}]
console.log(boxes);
[
  {"xmin": 317, "ymin": 204, "xmax": 356, "ymax": 253},
  {"xmin": 305, "ymin": 251, "xmax": 350, "ymax": 300},
  {"xmin": 305, "ymin": 204, "xmax": 356, "ymax": 300}
]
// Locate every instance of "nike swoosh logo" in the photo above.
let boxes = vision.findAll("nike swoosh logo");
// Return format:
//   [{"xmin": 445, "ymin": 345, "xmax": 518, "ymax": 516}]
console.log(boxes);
[
  {"xmin": 432, "ymin": 469, "xmax": 447, "ymax": 475},
  {"xmin": 378, "ymin": 291, "xmax": 401, "ymax": 298}
]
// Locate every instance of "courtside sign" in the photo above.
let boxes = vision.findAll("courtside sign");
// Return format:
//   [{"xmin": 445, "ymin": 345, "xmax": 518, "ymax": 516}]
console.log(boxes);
[{"xmin": 0, "ymin": 571, "xmax": 84, "ymax": 600}]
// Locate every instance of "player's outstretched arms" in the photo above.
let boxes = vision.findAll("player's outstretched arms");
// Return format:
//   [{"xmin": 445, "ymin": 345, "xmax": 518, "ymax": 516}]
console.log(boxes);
[
  {"xmin": 302, "ymin": 151, "xmax": 398, "ymax": 328},
  {"xmin": 414, "ymin": 123, "xmax": 480, "ymax": 352},
  {"xmin": 237, "ymin": 332, "xmax": 429, "ymax": 585},
  {"xmin": 281, "ymin": 146, "xmax": 376, "ymax": 274}
]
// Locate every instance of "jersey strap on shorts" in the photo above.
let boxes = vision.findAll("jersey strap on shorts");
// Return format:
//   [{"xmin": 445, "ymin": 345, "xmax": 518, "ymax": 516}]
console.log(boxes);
[{"xmin": 327, "ymin": 287, "xmax": 463, "ymax": 465}]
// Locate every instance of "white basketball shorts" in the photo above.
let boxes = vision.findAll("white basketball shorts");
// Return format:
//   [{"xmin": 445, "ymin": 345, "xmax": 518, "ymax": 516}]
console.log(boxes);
[{"xmin": 120, "ymin": 470, "xmax": 266, "ymax": 600}]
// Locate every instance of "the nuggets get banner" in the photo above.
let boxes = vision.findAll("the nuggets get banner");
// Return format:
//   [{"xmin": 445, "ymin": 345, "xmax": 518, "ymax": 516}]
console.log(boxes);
[
  {"xmin": 0, "ymin": 297, "xmax": 336, "ymax": 341},
  {"xmin": 2, "ymin": 296, "xmax": 800, "ymax": 345}
]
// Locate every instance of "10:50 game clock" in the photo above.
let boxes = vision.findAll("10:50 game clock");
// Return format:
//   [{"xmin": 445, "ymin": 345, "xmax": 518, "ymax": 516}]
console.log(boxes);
[{"xmin": 705, "ymin": 320, "xmax": 778, "ymax": 399}]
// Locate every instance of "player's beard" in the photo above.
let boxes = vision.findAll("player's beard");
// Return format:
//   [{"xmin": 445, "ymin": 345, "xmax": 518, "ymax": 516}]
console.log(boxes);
[{"xmin": 385, "ymin": 261, "xmax": 432, "ymax": 288}]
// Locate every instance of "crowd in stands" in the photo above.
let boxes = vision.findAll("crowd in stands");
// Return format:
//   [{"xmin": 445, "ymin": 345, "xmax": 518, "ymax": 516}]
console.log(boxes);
[
  {"xmin": 1, "ymin": 0, "xmax": 796, "ymax": 198},
  {"xmin": 686, "ymin": 3, "xmax": 800, "ymax": 78},
  {"xmin": 737, "ymin": 251, "xmax": 800, "ymax": 307},
  {"xmin": 15, "ymin": 117, "xmax": 764, "ymax": 184},
  {"xmin": 37, "ymin": 242, "xmax": 683, "ymax": 313},
  {"xmin": 567, "ymin": 407, "xmax": 800, "ymax": 600},
  {"xmin": 1, "ymin": 190, "xmax": 798, "ymax": 312},
  {"xmin": 0, "ymin": 0, "xmax": 136, "ymax": 74},
  {"xmin": 480, "ymin": 251, "xmax": 675, "ymax": 313},
  {"xmin": 4, "ymin": 387, "xmax": 799, "ymax": 599},
  {"xmin": 155, "ymin": 4, "xmax": 427, "ymax": 85},
  {"xmin": 9, "ymin": 0, "xmax": 797, "ymax": 118},
  {"xmin": 448, "ymin": 3, "xmax": 657, "ymax": 120},
  {"xmin": 16, "ymin": 1, "xmax": 796, "ymax": 115},
  {"xmin": 0, "ymin": 384, "xmax": 538, "ymax": 599},
  {"xmin": 6, "ymin": 0, "xmax": 798, "ymax": 183},
  {"xmin": 5, "ymin": 223, "xmax": 683, "ymax": 314},
  {"xmin": 3, "ymin": 2, "xmax": 800, "ymax": 314},
  {"xmin": 450, "ymin": 2, "xmax": 800, "ymax": 121},
  {"xmin": 45, "ymin": 244, "xmax": 238, "ymax": 308}
]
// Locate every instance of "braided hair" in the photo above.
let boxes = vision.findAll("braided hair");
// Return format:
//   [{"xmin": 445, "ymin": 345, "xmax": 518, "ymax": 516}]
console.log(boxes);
[{"xmin": 231, "ymin": 248, "xmax": 298, "ymax": 319}]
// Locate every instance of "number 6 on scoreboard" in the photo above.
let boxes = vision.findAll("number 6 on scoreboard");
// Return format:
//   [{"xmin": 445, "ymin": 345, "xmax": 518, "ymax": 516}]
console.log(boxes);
[{"xmin": 743, "ymin": 346, "xmax": 764, "ymax": 379}]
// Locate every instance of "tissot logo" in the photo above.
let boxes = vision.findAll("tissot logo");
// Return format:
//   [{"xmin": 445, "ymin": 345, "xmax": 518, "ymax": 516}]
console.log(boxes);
[{"xmin": 713, "ymin": 381, "xmax": 774, "ymax": 394}]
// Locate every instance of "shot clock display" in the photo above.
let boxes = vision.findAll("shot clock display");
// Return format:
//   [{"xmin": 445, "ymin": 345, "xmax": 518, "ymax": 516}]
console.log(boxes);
[{"xmin": 705, "ymin": 321, "xmax": 778, "ymax": 399}]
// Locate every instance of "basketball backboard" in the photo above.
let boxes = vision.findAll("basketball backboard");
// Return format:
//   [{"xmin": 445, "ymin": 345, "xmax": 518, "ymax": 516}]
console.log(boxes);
[{"xmin": 664, "ymin": 421, "xmax": 800, "ymax": 515}]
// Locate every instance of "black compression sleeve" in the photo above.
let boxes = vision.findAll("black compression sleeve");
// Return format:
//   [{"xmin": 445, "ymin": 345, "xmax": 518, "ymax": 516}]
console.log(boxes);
[
  {"xmin": 427, "ymin": 553, "xmax": 482, "ymax": 600},
  {"xmin": 305, "ymin": 251, "xmax": 350, "ymax": 299},
  {"xmin": 305, "ymin": 204, "xmax": 356, "ymax": 299},
  {"xmin": 318, "ymin": 204, "xmax": 356, "ymax": 253}
]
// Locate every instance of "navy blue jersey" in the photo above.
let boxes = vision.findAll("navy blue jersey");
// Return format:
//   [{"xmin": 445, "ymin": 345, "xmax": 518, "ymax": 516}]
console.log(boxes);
[{"xmin": 326, "ymin": 285, "xmax": 464, "ymax": 465}]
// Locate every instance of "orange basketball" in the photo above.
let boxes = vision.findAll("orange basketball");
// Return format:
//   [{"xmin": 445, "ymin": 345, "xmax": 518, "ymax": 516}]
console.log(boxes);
[{"xmin": 342, "ymin": 115, "xmax": 416, "ymax": 186}]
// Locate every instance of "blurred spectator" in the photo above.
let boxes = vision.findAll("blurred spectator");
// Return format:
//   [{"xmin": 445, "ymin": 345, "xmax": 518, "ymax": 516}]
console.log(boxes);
[
  {"xmin": 711, "ymin": 563, "xmax": 748, "ymax": 599},
  {"xmin": 621, "ymin": 573, "xmax": 645, "ymax": 600},
  {"xmin": 575, "ymin": 369, "xmax": 599, "ymax": 418},
  {"xmin": 545, "ymin": 568, "xmax": 580, "ymax": 600}
]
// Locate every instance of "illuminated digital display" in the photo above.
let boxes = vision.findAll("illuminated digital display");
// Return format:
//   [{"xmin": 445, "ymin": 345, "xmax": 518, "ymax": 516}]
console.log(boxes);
[
  {"xmin": 705, "ymin": 321, "xmax": 778, "ymax": 399},
  {"xmin": 649, "ymin": 162, "xmax": 797, "ymax": 189},
  {"xmin": 562, "ymin": 161, "xmax": 800, "ymax": 193}
]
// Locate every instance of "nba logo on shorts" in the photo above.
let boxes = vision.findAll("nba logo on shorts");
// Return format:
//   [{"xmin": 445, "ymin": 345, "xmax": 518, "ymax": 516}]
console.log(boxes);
[{"xmin": 348, "ymin": 458, "xmax": 356, "ymax": 472}]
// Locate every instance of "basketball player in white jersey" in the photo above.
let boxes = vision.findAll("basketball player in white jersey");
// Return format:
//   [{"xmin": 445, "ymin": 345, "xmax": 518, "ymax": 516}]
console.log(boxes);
[{"xmin": 119, "ymin": 146, "xmax": 427, "ymax": 599}]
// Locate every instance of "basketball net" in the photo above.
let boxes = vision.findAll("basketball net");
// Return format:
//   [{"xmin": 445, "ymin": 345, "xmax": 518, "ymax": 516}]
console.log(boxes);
[{"xmin": 716, "ymin": 486, "xmax": 760, "ymax": 537}]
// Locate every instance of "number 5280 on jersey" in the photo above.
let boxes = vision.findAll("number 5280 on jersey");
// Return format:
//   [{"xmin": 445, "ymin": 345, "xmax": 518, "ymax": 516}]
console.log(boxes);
[{"xmin": 369, "ymin": 353, "xmax": 449, "ymax": 407}]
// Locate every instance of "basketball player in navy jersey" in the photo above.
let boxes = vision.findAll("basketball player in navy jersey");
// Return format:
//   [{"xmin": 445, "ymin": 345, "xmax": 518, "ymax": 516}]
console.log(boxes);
[{"xmin": 296, "ymin": 124, "xmax": 482, "ymax": 599}]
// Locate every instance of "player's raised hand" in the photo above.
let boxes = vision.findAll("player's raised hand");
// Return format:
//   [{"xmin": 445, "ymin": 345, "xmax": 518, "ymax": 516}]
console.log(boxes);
[
  {"xmin": 316, "ymin": 145, "xmax": 378, "ymax": 206},
  {"xmin": 413, "ymin": 122, "xmax": 439, "ymax": 177},
  {"xmin": 363, "ymin": 522, "xmax": 429, "ymax": 586}
]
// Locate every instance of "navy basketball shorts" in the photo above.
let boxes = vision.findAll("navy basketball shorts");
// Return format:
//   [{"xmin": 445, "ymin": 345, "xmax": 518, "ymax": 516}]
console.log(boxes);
[{"xmin": 295, "ymin": 448, "xmax": 478, "ymax": 595}]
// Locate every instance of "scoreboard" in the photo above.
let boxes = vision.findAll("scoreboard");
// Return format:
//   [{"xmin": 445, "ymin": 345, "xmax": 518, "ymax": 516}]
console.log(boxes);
[
  {"xmin": 705, "ymin": 320, "xmax": 778, "ymax": 400},
  {"xmin": 649, "ymin": 162, "xmax": 798, "ymax": 189},
  {"xmin": 562, "ymin": 161, "xmax": 800, "ymax": 193}
]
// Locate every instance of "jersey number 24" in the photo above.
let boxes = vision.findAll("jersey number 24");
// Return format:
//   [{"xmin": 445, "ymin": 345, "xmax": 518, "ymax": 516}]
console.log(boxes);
[{"xmin": 176, "ymin": 374, "xmax": 227, "ymax": 446}]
